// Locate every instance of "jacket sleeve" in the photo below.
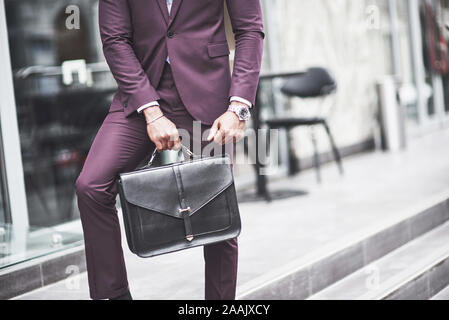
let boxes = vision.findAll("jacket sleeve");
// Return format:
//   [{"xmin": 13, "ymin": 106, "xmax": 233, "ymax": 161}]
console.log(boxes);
[
  {"xmin": 226, "ymin": 0, "xmax": 265, "ymax": 106},
  {"xmin": 99, "ymin": 0, "xmax": 160, "ymax": 116}
]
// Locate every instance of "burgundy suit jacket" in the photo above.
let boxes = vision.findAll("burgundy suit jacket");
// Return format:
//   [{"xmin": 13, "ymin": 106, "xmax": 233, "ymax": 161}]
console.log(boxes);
[{"xmin": 99, "ymin": 0, "xmax": 264, "ymax": 125}]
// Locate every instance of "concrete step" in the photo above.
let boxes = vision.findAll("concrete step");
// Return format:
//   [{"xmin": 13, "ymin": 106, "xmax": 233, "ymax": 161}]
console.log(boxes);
[
  {"xmin": 431, "ymin": 285, "xmax": 449, "ymax": 300},
  {"xmin": 237, "ymin": 194, "xmax": 449, "ymax": 300},
  {"xmin": 309, "ymin": 222, "xmax": 449, "ymax": 300}
]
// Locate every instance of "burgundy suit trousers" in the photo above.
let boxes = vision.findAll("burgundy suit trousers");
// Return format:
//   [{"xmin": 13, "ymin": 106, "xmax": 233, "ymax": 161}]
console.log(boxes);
[{"xmin": 75, "ymin": 63, "xmax": 238, "ymax": 300}]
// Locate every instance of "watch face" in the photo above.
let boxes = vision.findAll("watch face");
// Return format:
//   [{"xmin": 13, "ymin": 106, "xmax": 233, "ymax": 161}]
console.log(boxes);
[{"xmin": 239, "ymin": 107, "xmax": 250, "ymax": 120}]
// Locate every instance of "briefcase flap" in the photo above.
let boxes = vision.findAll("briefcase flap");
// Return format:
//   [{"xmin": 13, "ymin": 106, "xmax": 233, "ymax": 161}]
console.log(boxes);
[{"xmin": 119, "ymin": 156, "xmax": 233, "ymax": 219}]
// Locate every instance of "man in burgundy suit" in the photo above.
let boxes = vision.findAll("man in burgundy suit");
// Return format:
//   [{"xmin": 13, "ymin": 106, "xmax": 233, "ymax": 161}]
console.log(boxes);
[{"xmin": 75, "ymin": 0, "xmax": 264, "ymax": 300}]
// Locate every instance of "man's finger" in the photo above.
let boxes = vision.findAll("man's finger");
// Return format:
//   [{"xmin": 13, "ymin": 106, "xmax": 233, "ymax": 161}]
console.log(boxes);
[
  {"xmin": 171, "ymin": 129, "xmax": 180, "ymax": 143},
  {"xmin": 160, "ymin": 137, "xmax": 168, "ymax": 151},
  {"xmin": 155, "ymin": 141, "xmax": 164, "ymax": 152},
  {"xmin": 224, "ymin": 128, "xmax": 238, "ymax": 145},
  {"xmin": 224, "ymin": 134, "xmax": 234, "ymax": 145},
  {"xmin": 168, "ymin": 129, "xmax": 180, "ymax": 150},
  {"xmin": 214, "ymin": 129, "xmax": 226, "ymax": 145},
  {"xmin": 207, "ymin": 120, "xmax": 220, "ymax": 141},
  {"xmin": 167, "ymin": 137, "xmax": 174, "ymax": 150},
  {"xmin": 234, "ymin": 131, "xmax": 244, "ymax": 143},
  {"xmin": 173, "ymin": 137, "xmax": 182, "ymax": 151}
]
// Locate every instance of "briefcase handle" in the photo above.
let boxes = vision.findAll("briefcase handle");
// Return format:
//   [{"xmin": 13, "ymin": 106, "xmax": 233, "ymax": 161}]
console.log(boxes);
[{"xmin": 146, "ymin": 144, "xmax": 197, "ymax": 169}]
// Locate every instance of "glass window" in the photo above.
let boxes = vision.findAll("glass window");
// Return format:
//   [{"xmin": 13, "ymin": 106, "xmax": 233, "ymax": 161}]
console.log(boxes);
[
  {"xmin": 5, "ymin": 0, "xmax": 114, "ymax": 228},
  {"xmin": 0, "ymin": 136, "xmax": 8, "ymax": 226},
  {"xmin": 0, "ymin": 186, "xmax": 4, "ymax": 225}
]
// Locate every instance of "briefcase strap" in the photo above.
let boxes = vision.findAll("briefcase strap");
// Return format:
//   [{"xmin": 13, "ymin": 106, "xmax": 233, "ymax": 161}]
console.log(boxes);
[{"xmin": 173, "ymin": 165, "xmax": 194, "ymax": 242}]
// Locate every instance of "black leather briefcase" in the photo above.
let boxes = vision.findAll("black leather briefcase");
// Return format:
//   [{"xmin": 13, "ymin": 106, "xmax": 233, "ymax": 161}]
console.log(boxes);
[{"xmin": 117, "ymin": 146, "xmax": 241, "ymax": 258}]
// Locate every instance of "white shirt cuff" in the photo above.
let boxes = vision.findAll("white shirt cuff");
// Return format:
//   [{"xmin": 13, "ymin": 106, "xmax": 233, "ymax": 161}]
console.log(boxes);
[
  {"xmin": 230, "ymin": 96, "xmax": 252, "ymax": 108},
  {"xmin": 137, "ymin": 101, "xmax": 160, "ymax": 113}
]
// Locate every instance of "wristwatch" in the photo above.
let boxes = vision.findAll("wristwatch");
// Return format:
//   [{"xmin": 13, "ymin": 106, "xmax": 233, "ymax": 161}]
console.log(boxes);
[{"xmin": 228, "ymin": 104, "xmax": 251, "ymax": 121}]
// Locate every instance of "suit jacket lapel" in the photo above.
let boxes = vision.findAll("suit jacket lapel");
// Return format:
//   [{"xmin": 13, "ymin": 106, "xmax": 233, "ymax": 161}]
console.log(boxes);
[
  {"xmin": 156, "ymin": 0, "xmax": 169, "ymax": 25},
  {"xmin": 168, "ymin": 0, "xmax": 183, "ymax": 27}
]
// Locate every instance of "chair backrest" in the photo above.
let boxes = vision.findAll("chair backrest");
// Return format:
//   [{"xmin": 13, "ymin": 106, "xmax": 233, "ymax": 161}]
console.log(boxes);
[{"xmin": 281, "ymin": 67, "xmax": 337, "ymax": 98}]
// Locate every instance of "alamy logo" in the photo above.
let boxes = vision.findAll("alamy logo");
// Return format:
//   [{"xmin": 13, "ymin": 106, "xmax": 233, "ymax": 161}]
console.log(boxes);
[
  {"xmin": 66, "ymin": 5, "xmax": 80, "ymax": 30},
  {"xmin": 65, "ymin": 265, "xmax": 81, "ymax": 290},
  {"xmin": 365, "ymin": 5, "xmax": 381, "ymax": 30},
  {"xmin": 365, "ymin": 265, "xmax": 381, "ymax": 290}
]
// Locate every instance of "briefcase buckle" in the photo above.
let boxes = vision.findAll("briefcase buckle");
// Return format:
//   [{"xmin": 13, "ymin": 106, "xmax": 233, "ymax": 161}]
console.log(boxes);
[{"xmin": 179, "ymin": 207, "xmax": 193, "ymax": 242}]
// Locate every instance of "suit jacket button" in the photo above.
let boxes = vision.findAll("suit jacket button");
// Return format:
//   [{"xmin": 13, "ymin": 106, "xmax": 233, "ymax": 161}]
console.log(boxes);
[{"xmin": 167, "ymin": 30, "xmax": 175, "ymax": 38}]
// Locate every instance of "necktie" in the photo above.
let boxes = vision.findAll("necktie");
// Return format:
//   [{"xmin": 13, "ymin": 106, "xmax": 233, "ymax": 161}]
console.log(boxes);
[{"xmin": 166, "ymin": 0, "xmax": 173, "ymax": 63}]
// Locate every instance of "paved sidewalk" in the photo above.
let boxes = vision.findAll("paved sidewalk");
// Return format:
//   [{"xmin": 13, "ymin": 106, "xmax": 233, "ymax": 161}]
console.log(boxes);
[{"xmin": 15, "ymin": 129, "xmax": 449, "ymax": 300}]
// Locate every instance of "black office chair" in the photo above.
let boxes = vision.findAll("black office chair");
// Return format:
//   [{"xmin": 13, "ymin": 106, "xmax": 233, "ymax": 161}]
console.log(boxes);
[{"xmin": 263, "ymin": 67, "xmax": 343, "ymax": 182}]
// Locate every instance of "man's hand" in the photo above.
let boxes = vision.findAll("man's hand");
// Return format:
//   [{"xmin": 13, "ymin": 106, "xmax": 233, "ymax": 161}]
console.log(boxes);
[
  {"xmin": 144, "ymin": 107, "xmax": 181, "ymax": 152},
  {"xmin": 207, "ymin": 110, "xmax": 246, "ymax": 145}
]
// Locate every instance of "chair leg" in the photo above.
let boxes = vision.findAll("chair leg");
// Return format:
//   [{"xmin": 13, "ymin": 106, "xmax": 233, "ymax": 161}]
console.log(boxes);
[
  {"xmin": 286, "ymin": 128, "xmax": 299, "ymax": 176},
  {"xmin": 323, "ymin": 120, "xmax": 344, "ymax": 175},
  {"xmin": 310, "ymin": 127, "xmax": 321, "ymax": 183}
]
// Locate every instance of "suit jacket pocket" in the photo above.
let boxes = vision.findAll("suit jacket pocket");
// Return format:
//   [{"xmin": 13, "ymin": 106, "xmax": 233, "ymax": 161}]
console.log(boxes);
[{"xmin": 207, "ymin": 42, "xmax": 230, "ymax": 58}]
